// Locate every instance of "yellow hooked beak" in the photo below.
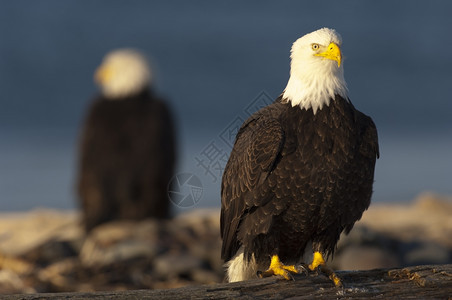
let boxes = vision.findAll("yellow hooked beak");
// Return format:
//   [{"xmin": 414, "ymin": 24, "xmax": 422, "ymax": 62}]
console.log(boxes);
[
  {"xmin": 94, "ymin": 64, "xmax": 113, "ymax": 84},
  {"xmin": 315, "ymin": 42, "xmax": 341, "ymax": 67}
]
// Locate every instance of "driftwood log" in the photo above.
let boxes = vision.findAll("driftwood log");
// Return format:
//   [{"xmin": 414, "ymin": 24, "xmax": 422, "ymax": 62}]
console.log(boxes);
[{"xmin": 3, "ymin": 264, "xmax": 452, "ymax": 299}]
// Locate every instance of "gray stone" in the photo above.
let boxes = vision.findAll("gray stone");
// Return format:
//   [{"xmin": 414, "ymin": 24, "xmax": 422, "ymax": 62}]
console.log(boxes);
[
  {"xmin": 0, "ymin": 269, "xmax": 36, "ymax": 294},
  {"xmin": 335, "ymin": 246, "xmax": 400, "ymax": 270},
  {"xmin": 0, "ymin": 210, "xmax": 82, "ymax": 257},
  {"xmin": 190, "ymin": 269, "xmax": 222, "ymax": 284},
  {"xmin": 405, "ymin": 243, "xmax": 451, "ymax": 265},
  {"xmin": 153, "ymin": 253, "xmax": 204, "ymax": 278},
  {"xmin": 79, "ymin": 220, "xmax": 161, "ymax": 267}
]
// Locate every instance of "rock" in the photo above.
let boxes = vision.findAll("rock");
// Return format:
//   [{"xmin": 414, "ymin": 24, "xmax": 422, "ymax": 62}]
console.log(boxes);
[
  {"xmin": 21, "ymin": 239, "xmax": 77, "ymax": 266},
  {"xmin": 190, "ymin": 268, "xmax": 222, "ymax": 284},
  {"xmin": 0, "ymin": 253, "xmax": 34, "ymax": 276},
  {"xmin": 335, "ymin": 246, "xmax": 400, "ymax": 270},
  {"xmin": 153, "ymin": 253, "xmax": 204, "ymax": 278},
  {"xmin": 414, "ymin": 192, "xmax": 452, "ymax": 213},
  {"xmin": 358, "ymin": 194, "xmax": 452, "ymax": 248},
  {"xmin": 79, "ymin": 220, "xmax": 162, "ymax": 267},
  {"xmin": 0, "ymin": 270, "xmax": 35, "ymax": 294},
  {"xmin": 336, "ymin": 225, "xmax": 381, "ymax": 249},
  {"xmin": 35, "ymin": 258, "xmax": 80, "ymax": 292},
  {"xmin": 404, "ymin": 242, "xmax": 451, "ymax": 266},
  {"xmin": 174, "ymin": 209, "xmax": 220, "ymax": 235},
  {"xmin": 0, "ymin": 210, "xmax": 82, "ymax": 257}
]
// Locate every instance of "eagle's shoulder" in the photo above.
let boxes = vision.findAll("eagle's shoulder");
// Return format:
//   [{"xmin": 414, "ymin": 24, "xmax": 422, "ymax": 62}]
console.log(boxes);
[{"xmin": 354, "ymin": 107, "xmax": 379, "ymax": 159}]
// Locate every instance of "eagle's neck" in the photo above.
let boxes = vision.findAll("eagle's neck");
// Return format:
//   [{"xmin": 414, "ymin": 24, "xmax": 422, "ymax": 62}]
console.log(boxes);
[{"xmin": 282, "ymin": 60, "xmax": 348, "ymax": 114}]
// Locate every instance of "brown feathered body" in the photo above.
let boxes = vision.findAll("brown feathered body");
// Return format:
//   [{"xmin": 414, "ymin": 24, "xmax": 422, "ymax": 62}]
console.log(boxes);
[
  {"xmin": 77, "ymin": 89, "xmax": 176, "ymax": 232},
  {"xmin": 221, "ymin": 94, "xmax": 379, "ymax": 271}
]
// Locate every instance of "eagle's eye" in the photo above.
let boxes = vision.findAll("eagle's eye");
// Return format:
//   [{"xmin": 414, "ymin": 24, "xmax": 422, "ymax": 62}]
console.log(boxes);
[{"xmin": 311, "ymin": 43, "xmax": 320, "ymax": 51}]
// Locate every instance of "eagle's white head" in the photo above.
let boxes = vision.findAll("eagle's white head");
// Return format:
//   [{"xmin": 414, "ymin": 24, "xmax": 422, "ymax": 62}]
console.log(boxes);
[
  {"xmin": 283, "ymin": 28, "xmax": 348, "ymax": 114},
  {"xmin": 94, "ymin": 49, "xmax": 152, "ymax": 99}
]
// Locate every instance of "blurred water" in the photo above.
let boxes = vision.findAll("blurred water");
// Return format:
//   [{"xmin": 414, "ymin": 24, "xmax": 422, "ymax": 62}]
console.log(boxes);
[{"xmin": 0, "ymin": 1, "xmax": 451, "ymax": 212}]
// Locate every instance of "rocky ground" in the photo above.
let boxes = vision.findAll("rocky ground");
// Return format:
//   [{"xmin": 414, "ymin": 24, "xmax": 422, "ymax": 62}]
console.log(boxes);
[{"xmin": 0, "ymin": 193, "xmax": 451, "ymax": 294}]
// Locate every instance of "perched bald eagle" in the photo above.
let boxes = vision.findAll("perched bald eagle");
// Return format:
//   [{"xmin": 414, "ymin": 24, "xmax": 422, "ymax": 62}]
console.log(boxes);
[
  {"xmin": 221, "ymin": 28, "xmax": 379, "ymax": 285},
  {"xmin": 77, "ymin": 49, "xmax": 176, "ymax": 232}
]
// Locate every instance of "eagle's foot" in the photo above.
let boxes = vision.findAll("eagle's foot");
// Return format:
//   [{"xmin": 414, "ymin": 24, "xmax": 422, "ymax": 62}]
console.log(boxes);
[
  {"xmin": 309, "ymin": 251, "xmax": 342, "ymax": 287},
  {"xmin": 258, "ymin": 255, "xmax": 300, "ymax": 280}
]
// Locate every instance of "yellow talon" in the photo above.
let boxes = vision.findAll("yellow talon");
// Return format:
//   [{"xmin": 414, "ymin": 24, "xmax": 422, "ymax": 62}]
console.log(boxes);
[
  {"xmin": 259, "ymin": 252, "xmax": 342, "ymax": 286},
  {"xmin": 330, "ymin": 272, "xmax": 342, "ymax": 287},
  {"xmin": 259, "ymin": 255, "xmax": 299, "ymax": 280},
  {"xmin": 309, "ymin": 251, "xmax": 342, "ymax": 287},
  {"xmin": 309, "ymin": 251, "xmax": 325, "ymax": 271}
]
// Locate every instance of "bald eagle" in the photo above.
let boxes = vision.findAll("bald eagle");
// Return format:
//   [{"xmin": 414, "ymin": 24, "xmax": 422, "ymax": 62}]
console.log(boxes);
[
  {"xmin": 77, "ymin": 49, "xmax": 176, "ymax": 232},
  {"xmin": 221, "ymin": 28, "xmax": 379, "ymax": 286}
]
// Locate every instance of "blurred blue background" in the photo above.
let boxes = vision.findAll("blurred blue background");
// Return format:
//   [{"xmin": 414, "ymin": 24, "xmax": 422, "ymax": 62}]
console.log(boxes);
[{"xmin": 1, "ymin": 1, "xmax": 451, "ymax": 212}]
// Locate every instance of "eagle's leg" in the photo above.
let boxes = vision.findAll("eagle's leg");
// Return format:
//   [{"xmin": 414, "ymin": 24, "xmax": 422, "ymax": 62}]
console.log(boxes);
[
  {"xmin": 258, "ymin": 255, "xmax": 301, "ymax": 280},
  {"xmin": 308, "ymin": 251, "xmax": 342, "ymax": 287}
]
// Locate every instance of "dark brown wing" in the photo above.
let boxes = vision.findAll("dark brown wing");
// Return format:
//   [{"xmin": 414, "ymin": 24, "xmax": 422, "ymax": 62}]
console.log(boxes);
[
  {"xmin": 77, "ymin": 98, "xmax": 116, "ymax": 230},
  {"xmin": 340, "ymin": 108, "xmax": 379, "ymax": 235},
  {"xmin": 220, "ymin": 104, "xmax": 285, "ymax": 261},
  {"xmin": 357, "ymin": 111, "xmax": 379, "ymax": 160},
  {"xmin": 138, "ymin": 96, "xmax": 176, "ymax": 219}
]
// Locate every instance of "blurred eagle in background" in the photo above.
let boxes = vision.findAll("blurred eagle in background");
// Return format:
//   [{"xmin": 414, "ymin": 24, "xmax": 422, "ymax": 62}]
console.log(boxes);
[
  {"xmin": 77, "ymin": 49, "xmax": 176, "ymax": 232},
  {"xmin": 221, "ymin": 28, "xmax": 379, "ymax": 286}
]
